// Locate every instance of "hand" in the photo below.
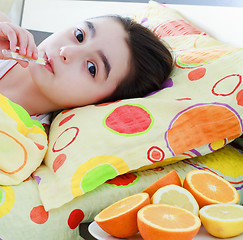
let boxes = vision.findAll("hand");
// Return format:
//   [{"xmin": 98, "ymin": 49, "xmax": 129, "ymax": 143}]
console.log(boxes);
[{"xmin": 0, "ymin": 22, "xmax": 38, "ymax": 68}]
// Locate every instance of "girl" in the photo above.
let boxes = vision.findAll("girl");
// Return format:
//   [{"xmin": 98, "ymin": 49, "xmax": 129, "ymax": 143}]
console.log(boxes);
[{"xmin": 0, "ymin": 12, "xmax": 173, "ymax": 117}]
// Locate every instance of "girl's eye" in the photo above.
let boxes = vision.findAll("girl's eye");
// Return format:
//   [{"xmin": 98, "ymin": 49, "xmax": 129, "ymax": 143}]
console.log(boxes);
[
  {"xmin": 88, "ymin": 62, "xmax": 96, "ymax": 77},
  {"xmin": 75, "ymin": 28, "xmax": 84, "ymax": 43}
]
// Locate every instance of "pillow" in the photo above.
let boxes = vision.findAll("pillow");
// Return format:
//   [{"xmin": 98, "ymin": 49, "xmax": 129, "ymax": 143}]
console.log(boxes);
[
  {"xmin": 133, "ymin": 1, "xmax": 231, "ymax": 51},
  {"xmin": 0, "ymin": 94, "xmax": 47, "ymax": 185},
  {"xmin": 34, "ymin": 1, "xmax": 243, "ymax": 210},
  {"xmin": 0, "ymin": 146, "xmax": 242, "ymax": 240}
]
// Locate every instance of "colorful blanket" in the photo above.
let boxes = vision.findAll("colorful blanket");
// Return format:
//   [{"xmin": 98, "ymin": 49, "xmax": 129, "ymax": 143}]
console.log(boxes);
[
  {"xmin": 0, "ymin": 94, "xmax": 47, "ymax": 185},
  {"xmin": 0, "ymin": 146, "xmax": 242, "ymax": 240}
]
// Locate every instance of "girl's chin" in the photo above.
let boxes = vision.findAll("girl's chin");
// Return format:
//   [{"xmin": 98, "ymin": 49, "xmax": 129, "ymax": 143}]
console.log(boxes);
[{"xmin": 28, "ymin": 62, "xmax": 45, "ymax": 82}]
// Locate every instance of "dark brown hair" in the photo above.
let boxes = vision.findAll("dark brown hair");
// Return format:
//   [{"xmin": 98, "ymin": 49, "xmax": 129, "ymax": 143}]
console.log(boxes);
[{"xmin": 99, "ymin": 15, "xmax": 173, "ymax": 103}]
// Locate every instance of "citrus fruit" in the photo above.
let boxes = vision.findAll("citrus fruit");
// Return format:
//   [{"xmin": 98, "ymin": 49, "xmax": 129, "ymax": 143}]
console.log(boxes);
[
  {"xmin": 142, "ymin": 170, "xmax": 181, "ymax": 198},
  {"xmin": 137, "ymin": 204, "xmax": 201, "ymax": 240},
  {"xmin": 183, "ymin": 170, "xmax": 239, "ymax": 208},
  {"xmin": 151, "ymin": 184, "xmax": 199, "ymax": 215},
  {"xmin": 94, "ymin": 192, "xmax": 150, "ymax": 238},
  {"xmin": 199, "ymin": 203, "xmax": 243, "ymax": 238}
]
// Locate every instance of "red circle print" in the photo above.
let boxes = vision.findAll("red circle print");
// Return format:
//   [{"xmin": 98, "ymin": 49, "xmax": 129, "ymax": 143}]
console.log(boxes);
[
  {"xmin": 188, "ymin": 67, "xmax": 206, "ymax": 81},
  {"xmin": 105, "ymin": 173, "xmax": 138, "ymax": 187},
  {"xmin": 68, "ymin": 209, "xmax": 85, "ymax": 229},
  {"xmin": 52, "ymin": 127, "xmax": 79, "ymax": 152},
  {"xmin": 147, "ymin": 146, "xmax": 165, "ymax": 162},
  {"xmin": 153, "ymin": 20, "xmax": 203, "ymax": 38},
  {"xmin": 53, "ymin": 154, "xmax": 67, "ymax": 172},
  {"xmin": 59, "ymin": 114, "xmax": 75, "ymax": 126},
  {"xmin": 237, "ymin": 89, "xmax": 243, "ymax": 106},
  {"xmin": 95, "ymin": 100, "xmax": 121, "ymax": 107},
  {"xmin": 30, "ymin": 205, "xmax": 49, "ymax": 224},
  {"xmin": 212, "ymin": 74, "xmax": 242, "ymax": 96},
  {"xmin": 34, "ymin": 142, "xmax": 45, "ymax": 150},
  {"xmin": 104, "ymin": 104, "xmax": 153, "ymax": 135}
]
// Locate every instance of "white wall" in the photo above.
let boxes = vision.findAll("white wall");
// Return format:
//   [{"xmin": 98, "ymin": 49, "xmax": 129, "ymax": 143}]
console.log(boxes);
[
  {"xmin": 21, "ymin": 0, "xmax": 243, "ymax": 47},
  {"xmin": 0, "ymin": 0, "xmax": 24, "ymax": 24}
]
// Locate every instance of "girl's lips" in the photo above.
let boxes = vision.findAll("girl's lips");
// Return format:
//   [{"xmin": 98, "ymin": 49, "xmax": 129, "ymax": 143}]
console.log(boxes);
[
  {"xmin": 43, "ymin": 53, "xmax": 54, "ymax": 73},
  {"xmin": 44, "ymin": 61, "xmax": 54, "ymax": 73}
]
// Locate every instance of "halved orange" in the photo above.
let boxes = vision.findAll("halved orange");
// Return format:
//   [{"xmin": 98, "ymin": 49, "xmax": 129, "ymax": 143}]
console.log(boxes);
[
  {"xmin": 199, "ymin": 204, "xmax": 243, "ymax": 238},
  {"xmin": 137, "ymin": 204, "xmax": 201, "ymax": 240},
  {"xmin": 151, "ymin": 185, "xmax": 199, "ymax": 215},
  {"xmin": 183, "ymin": 170, "xmax": 239, "ymax": 208},
  {"xmin": 142, "ymin": 170, "xmax": 182, "ymax": 198},
  {"xmin": 94, "ymin": 192, "xmax": 150, "ymax": 238}
]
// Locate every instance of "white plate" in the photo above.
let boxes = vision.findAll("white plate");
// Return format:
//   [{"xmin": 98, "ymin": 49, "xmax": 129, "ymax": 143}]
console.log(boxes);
[{"xmin": 89, "ymin": 221, "xmax": 243, "ymax": 240}]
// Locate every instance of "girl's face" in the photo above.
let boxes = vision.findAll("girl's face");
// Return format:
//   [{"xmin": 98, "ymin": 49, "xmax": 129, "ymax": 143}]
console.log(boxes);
[{"xmin": 29, "ymin": 17, "xmax": 130, "ymax": 109}]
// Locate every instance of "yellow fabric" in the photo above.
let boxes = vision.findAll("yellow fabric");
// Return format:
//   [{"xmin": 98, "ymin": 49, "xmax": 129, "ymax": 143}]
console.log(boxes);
[
  {"xmin": 34, "ymin": 1, "xmax": 243, "ymax": 210},
  {"xmin": 0, "ymin": 94, "xmax": 47, "ymax": 185},
  {"xmin": 0, "ymin": 146, "xmax": 242, "ymax": 240}
]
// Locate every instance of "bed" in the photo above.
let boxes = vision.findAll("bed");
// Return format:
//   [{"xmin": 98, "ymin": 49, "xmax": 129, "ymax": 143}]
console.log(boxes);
[{"xmin": 0, "ymin": 0, "xmax": 243, "ymax": 239}]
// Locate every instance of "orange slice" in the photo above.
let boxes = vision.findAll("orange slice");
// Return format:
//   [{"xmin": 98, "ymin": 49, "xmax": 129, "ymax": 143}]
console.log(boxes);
[
  {"xmin": 94, "ymin": 192, "xmax": 150, "ymax": 238},
  {"xmin": 183, "ymin": 170, "xmax": 239, "ymax": 208},
  {"xmin": 151, "ymin": 185, "xmax": 199, "ymax": 215},
  {"xmin": 199, "ymin": 204, "xmax": 243, "ymax": 238},
  {"xmin": 137, "ymin": 204, "xmax": 201, "ymax": 240},
  {"xmin": 142, "ymin": 170, "xmax": 181, "ymax": 198}
]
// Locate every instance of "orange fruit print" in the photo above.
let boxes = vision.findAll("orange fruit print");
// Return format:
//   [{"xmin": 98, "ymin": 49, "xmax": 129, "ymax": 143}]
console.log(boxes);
[
  {"xmin": 166, "ymin": 103, "xmax": 242, "ymax": 155},
  {"xmin": 183, "ymin": 170, "xmax": 239, "ymax": 208}
]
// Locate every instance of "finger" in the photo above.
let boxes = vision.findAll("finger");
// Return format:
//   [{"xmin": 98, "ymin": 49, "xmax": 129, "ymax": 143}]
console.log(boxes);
[
  {"xmin": 26, "ymin": 32, "xmax": 38, "ymax": 59},
  {"xmin": 8, "ymin": 23, "xmax": 30, "ymax": 56},
  {"xmin": 0, "ymin": 22, "xmax": 18, "ymax": 51},
  {"xmin": 0, "ymin": 39, "xmax": 10, "ymax": 59},
  {"xmin": 17, "ymin": 29, "xmax": 28, "ymax": 56},
  {"xmin": 13, "ymin": 25, "xmax": 37, "ymax": 59}
]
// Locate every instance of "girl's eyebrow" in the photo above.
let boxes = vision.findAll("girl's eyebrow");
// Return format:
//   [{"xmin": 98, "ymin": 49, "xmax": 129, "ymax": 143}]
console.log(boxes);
[
  {"xmin": 84, "ymin": 20, "xmax": 111, "ymax": 80},
  {"xmin": 98, "ymin": 50, "xmax": 111, "ymax": 80},
  {"xmin": 84, "ymin": 20, "xmax": 95, "ymax": 37}
]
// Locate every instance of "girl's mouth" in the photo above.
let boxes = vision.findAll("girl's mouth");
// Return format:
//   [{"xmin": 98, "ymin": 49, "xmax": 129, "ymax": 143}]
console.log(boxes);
[{"xmin": 43, "ymin": 53, "xmax": 54, "ymax": 73}]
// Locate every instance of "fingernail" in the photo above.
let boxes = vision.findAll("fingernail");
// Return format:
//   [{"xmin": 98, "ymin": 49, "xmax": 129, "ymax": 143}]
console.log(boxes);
[
  {"xmin": 34, "ymin": 51, "xmax": 38, "ymax": 59},
  {"xmin": 27, "ymin": 50, "xmax": 32, "ymax": 58},
  {"xmin": 20, "ymin": 48, "xmax": 26, "ymax": 55}
]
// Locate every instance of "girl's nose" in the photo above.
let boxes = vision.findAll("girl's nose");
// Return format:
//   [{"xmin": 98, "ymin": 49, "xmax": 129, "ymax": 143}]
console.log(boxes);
[{"xmin": 59, "ymin": 46, "xmax": 80, "ymax": 63}]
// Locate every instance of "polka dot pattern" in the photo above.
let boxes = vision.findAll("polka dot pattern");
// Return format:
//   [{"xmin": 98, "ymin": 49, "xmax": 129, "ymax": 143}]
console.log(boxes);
[
  {"xmin": 147, "ymin": 146, "xmax": 165, "ymax": 163},
  {"xmin": 59, "ymin": 114, "xmax": 75, "ymax": 127},
  {"xmin": 52, "ymin": 127, "xmax": 79, "ymax": 152},
  {"xmin": 209, "ymin": 139, "xmax": 226, "ymax": 151},
  {"xmin": 104, "ymin": 104, "xmax": 154, "ymax": 136},
  {"xmin": 53, "ymin": 154, "xmax": 67, "ymax": 172},
  {"xmin": 188, "ymin": 67, "xmax": 206, "ymax": 81},
  {"xmin": 165, "ymin": 103, "xmax": 242, "ymax": 156},
  {"xmin": 0, "ymin": 186, "xmax": 15, "ymax": 217},
  {"xmin": 105, "ymin": 173, "xmax": 139, "ymax": 187},
  {"xmin": 153, "ymin": 19, "xmax": 204, "ymax": 38},
  {"xmin": 0, "ymin": 131, "xmax": 27, "ymax": 175},
  {"xmin": 33, "ymin": 1, "xmax": 243, "ymax": 211},
  {"xmin": 237, "ymin": 90, "xmax": 243, "ymax": 106},
  {"xmin": 71, "ymin": 155, "xmax": 129, "ymax": 197},
  {"xmin": 1, "ymin": 3, "xmax": 243, "ymax": 239},
  {"xmin": 212, "ymin": 74, "xmax": 242, "ymax": 96},
  {"xmin": 30, "ymin": 205, "xmax": 49, "ymax": 224},
  {"xmin": 68, "ymin": 209, "xmax": 84, "ymax": 229},
  {"xmin": 0, "ymin": 94, "xmax": 47, "ymax": 185}
]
